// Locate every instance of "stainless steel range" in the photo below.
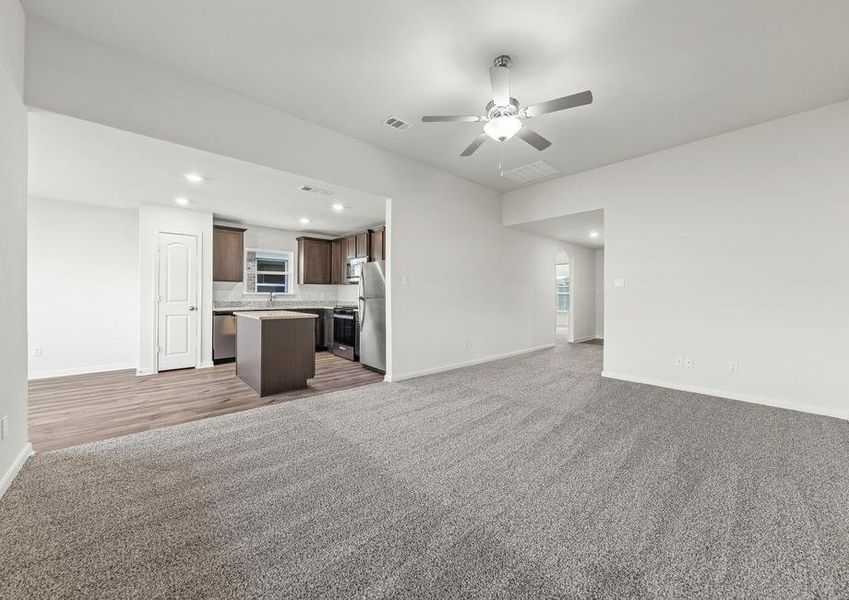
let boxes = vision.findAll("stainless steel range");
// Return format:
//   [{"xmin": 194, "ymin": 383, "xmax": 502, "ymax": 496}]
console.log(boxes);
[{"xmin": 331, "ymin": 306, "xmax": 359, "ymax": 361}]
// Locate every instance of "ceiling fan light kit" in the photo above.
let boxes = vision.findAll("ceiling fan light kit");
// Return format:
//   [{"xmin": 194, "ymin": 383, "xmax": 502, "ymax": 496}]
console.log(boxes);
[
  {"xmin": 484, "ymin": 115, "xmax": 522, "ymax": 141},
  {"xmin": 421, "ymin": 54, "xmax": 593, "ymax": 160}
]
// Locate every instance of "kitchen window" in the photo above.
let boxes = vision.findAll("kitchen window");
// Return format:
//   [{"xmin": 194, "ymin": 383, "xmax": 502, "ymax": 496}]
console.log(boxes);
[{"xmin": 244, "ymin": 249, "xmax": 293, "ymax": 294}]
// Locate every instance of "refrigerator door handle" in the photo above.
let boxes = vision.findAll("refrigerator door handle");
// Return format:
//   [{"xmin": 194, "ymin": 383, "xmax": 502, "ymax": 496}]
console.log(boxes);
[{"xmin": 358, "ymin": 296, "xmax": 365, "ymax": 328}]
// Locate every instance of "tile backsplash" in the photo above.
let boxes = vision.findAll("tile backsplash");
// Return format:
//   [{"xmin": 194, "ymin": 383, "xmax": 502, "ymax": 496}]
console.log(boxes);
[{"xmin": 213, "ymin": 280, "xmax": 350, "ymax": 304}]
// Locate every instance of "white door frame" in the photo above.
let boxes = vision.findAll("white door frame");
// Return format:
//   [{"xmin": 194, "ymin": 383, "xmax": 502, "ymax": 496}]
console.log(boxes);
[{"xmin": 153, "ymin": 230, "xmax": 203, "ymax": 374}]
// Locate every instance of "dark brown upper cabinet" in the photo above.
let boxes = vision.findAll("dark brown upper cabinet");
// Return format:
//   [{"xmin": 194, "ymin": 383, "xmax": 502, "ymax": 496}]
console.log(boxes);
[
  {"xmin": 297, "ymin": 237, "xmax": 332, "ymax": 285},
  {"xmin": 368, "ymin": 226, "xmax": 386, "ymax": 262},
  {"xmin": 213, "ymin": 225, "xmax": 247, "ymax": 282},
  {"xmin": 355, "ymin": 231, "xmax": 369, "ymax": 258},
  {"xmin": 346, "ymin": 236, "xmax": 357, "ymax": 259},
  {"xmin": 331, "ymin": 238, "xmax": 345, "ymax": 284}
]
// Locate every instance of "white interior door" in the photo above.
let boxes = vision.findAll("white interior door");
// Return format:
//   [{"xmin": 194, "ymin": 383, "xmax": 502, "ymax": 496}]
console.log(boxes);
[{"xmin": 157, "ymin": 232, "xmax": 198, "ymax": 371}]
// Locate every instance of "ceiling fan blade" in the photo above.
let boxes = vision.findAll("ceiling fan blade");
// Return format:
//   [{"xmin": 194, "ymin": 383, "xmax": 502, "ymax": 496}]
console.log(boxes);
[
  {"xmin": 489, "ymin": 65, "xmax": 510, "ymax": 107},
  {"xmin": 522, "ymin": 90, "xmax": 593, "ymax": 119},
  {"xmin": 516, "ymin": 126, "xmax": 552, "ymax": 151},
  {"xmin": 422, "ymin": 115, "xmax": 482, "ymax": 123},
  {"xmin": 460, "ymin": 132, "xmax": 489, "ymax": 157}
]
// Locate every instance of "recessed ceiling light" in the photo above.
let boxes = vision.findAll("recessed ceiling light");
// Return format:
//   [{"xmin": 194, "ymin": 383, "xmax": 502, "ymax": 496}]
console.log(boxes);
[
  {"xmin": 299, "ymin": 217, "xmax": 310, "ymax": 224},
  {"xmin": 331, "ymin": 203, "xmax": 345, "ymax": 211},
  {"xmin": 174, "ymin": 196, "xmax": 190, "ymax": 206},
  {"xmin": 589, "ymin": 231, "xmax": 599, "ymax": 238},
  {"xmin": 183, "ymin": 173, "xmax": 205, "ymax": 183}
]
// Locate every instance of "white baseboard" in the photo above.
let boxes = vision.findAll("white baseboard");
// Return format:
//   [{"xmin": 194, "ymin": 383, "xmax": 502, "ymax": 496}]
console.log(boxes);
[
  {"xmin": 136, "ymin": 368, "xmax": 156, "ymax": 377},
  {"xmin": 601, "ymin": 371, "xmax": 849, "ymax": 421},
  {"xmin": 197, "ymin": 361, "xmax": 214, "ymax": 370},
  {"xmin": 387, "ymin": 344, "xmax": 556, "ymax": 383},
  {"xmin": 571, "ymin": 335, "xmax": 596, "ymax": 343},
  {"xmin": 0, "ymin": 443, "xmax": 33, "ymax": 499},
  {"xmin": 28, "ymin": 362, "xmax": 137, "ymax": 381}
]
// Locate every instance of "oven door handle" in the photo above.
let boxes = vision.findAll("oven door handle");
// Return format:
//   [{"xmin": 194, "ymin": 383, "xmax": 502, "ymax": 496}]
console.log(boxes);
[{"xmin": 333, "ymin": 314, "xmax": 355, "ymax": 320}]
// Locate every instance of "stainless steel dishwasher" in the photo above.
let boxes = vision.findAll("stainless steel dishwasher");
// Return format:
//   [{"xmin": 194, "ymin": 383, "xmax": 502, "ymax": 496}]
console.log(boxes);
[{"xmin": 213, "ymin": 314, "xmax": 237, "ymax": 361}]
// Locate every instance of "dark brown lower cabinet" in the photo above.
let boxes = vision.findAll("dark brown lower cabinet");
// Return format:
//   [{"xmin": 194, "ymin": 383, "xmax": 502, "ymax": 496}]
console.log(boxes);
[{"xmin": 235, "ymin": 312, "xmax": 316, "ymax": 396}]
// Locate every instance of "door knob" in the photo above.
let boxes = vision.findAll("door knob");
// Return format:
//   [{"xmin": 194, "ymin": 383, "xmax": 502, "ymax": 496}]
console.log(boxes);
[{"xmin": 189, "ymin": 306, "xmax": 197, "ymax": 311}]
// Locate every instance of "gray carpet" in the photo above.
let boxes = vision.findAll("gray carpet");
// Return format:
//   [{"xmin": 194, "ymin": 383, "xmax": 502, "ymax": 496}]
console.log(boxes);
[{"xmin": 2, "ymin": 338, "xmax": 848, "ymax": 599}]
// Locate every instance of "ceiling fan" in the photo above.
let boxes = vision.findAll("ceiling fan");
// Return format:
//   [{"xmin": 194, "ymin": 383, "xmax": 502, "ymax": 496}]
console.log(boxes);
[{"xmin": 421, "ymin": 55, "xmax": 593, "ymax": 157}]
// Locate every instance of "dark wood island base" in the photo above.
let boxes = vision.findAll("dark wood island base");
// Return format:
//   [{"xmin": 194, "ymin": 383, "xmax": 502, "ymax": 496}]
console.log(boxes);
[{"xmin": 235, "ymin": 311, "xmax": 318, "ymax": 396}]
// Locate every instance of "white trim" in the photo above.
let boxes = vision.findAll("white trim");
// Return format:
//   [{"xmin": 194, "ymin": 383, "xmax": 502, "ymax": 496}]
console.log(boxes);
[
  {"xmin": 386, "ymin": 344, "xmax": 556, "ymax": 383},
  {"xmin": 571, "ymin": 335, "xmax": 596, "ymax": 343},
  {"xmin": 0, "ymin": 443, "xmax": 33, "ymax": 499},
  {"xmin": 136, "ymin": 368, "xmax": 156, "ymax": 377},
  {"xmin": 601, "ymin": 371, "xmax": 849, "ymax": 421},
  {"xmin": 29, "ymin": 362, "xmax": 137, "ymax": 380},
  {"xmin": 197, "ymin": 361, "xmax": 214, "ymax": 370}
]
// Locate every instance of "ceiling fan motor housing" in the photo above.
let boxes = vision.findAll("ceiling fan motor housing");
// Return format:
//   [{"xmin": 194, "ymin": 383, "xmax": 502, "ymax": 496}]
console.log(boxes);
[
  {"xmin": 486, "ymin": 98, "xmax": 520, "ymax": 120},
  {"xmin": 493, "ymin": 55, "xmax": 512, "ymax": 68}
]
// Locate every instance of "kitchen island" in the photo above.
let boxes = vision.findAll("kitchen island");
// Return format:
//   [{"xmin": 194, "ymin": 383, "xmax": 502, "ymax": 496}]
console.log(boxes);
[{"xmin": 234, "ymin": 310, "xmax": 318, "ymax": 396}]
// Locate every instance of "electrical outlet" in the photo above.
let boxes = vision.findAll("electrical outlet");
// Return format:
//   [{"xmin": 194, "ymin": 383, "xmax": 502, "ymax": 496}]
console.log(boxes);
[
  {"xmin": 674, "ymin": 356, "xmax": 683, "ymax": 367},
  {"xmin": 463, "ymin": 340, "xmax": 470, "ymax": 350},
  {"xmin": 729, "ymin": 362, "xmax": 740, "ymax": 375},
  {"xmin": 402, "ymin": 275, "xmax": 411, "ymax": 285},
  {"xmin": 684, "ymin": 357, "xmax": 694, "ymax": 368},
  {"xmin": 614, "ymin": 278, "xmax": 626, "ymax": 288},
  {"xmin": 1, "ymin": 415, "xmax": 7, "ymax": 442},
  {"xmin": 33, "ymin": 347, "xmax": 43, "ymax": 357}
]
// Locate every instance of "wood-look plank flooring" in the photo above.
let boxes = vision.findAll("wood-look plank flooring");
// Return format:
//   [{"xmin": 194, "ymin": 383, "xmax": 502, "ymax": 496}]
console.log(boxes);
[{"xmin": 28, "ymin": 352, "xmax": 384, "ymax": 452}]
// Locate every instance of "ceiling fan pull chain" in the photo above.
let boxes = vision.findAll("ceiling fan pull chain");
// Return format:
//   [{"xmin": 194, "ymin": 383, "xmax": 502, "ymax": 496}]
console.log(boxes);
[{"xmin": 498, "ymin": 143, "xmax": 504, "ymax": 176}]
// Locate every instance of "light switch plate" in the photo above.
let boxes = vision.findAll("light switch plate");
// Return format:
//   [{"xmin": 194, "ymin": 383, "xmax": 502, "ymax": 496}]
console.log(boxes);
[{"xmin": 614, "ymin": 278, "xmax": 625, "ymax": 288}]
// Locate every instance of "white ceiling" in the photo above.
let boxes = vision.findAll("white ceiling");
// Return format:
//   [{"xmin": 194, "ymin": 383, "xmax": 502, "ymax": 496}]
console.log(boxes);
[
  {"xmin": 511, "ymin": 209, "xmax": 604, "ymax": 249},
  {"xmin": 22, "ymin": 1, "xmax": 849, "ymax": 193},
  {"xmin": 28, "ymin": 111, "xmax": 386, "ymax": 235}
]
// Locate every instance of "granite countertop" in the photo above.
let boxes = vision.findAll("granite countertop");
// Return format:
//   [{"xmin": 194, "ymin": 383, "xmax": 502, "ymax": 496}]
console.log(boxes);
[
  {"xmin": 213, "ymin": 302, "xmax": 337, "ymax": 313},
  {"xmin": 233, "ymin": 310, "xmax": 319, "ymax": 320}
]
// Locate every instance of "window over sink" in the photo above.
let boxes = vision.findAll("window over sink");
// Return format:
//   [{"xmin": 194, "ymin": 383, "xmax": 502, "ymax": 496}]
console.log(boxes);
[{"xmin": 244, "ymin": 249, "xmax": 293, "ymax": 294}]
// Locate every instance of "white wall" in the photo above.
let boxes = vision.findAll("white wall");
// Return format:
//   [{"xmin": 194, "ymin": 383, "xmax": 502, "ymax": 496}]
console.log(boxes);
[
  {"xmin": 25, "ymin": 21, "xmax": 558, "ymax": 380},
  {"xmin": 560, "ymin": 243, "xmax": 597, "ymax": 343},
  {"xmin": 505, "ymin": 101, "xmax": 849, "ymax": 420},
  {"xmin": 212, "ymin": 221, "xmax": 355, "ymax": 305},
  {"xmin": 28, "ymin": 198, "xmax": 139, "ymax": 378},
  {"xmin": 138, "ymin": 204, "xmax": 213, "ymax": 375},
  {"xmin": 595, "ymin": 248, "xmax": 604, "ymax": 339},
  {"xmin": 0, "ymin": 0, "xmax": 29, "ymax": 492}
]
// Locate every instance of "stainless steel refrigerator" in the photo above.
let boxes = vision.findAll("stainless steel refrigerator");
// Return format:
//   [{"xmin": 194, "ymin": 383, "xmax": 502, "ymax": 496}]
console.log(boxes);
[{"xmin": 358, "ymin": 260, "xmax": 386, "ymax": 373}]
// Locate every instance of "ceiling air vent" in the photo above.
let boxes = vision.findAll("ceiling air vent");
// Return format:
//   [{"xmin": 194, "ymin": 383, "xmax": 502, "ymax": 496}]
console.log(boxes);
[
  {"xmin": 383, "ymin": 116, "xmax": 412, "ymax": 132},
  {"xmin": 299, "ymin": 185, "xmax": 333, "ymax": 196},
  {"xmin": 502, "ymin": 160, "xmax": 560, "ymax": 184}
]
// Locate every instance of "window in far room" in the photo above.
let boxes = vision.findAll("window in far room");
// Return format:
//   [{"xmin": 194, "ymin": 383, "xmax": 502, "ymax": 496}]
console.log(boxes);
[
  {"xmin": 244, "ymin": 249, "xmax": 293, "ymax": 294},
  {"xmin": 556, "ymin": 263, "xmax": 570, "ymax": 312}
]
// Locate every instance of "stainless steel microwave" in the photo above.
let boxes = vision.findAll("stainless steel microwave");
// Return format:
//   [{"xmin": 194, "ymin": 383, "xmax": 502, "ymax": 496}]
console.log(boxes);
[{"xmin": 346, "ymin": 257, "xmax": 367, "ymax": 283}]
